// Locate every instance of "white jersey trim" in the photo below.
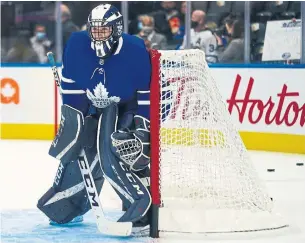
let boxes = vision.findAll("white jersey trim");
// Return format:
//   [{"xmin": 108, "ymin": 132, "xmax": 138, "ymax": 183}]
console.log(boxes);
[
  {"xmin": 138, "ymin": 100, "xmax": 150, "ymax": 105},
  {"xmin": 137, "ymin": 90, "xmax": 150, "ymax": 94},
  {"xmin": 60, "ymin": 88, "xmax": 86, "ymax": 94},
  {"xmin": 61, "ymin": 76, "xmax": 75, "ymax": 83}
]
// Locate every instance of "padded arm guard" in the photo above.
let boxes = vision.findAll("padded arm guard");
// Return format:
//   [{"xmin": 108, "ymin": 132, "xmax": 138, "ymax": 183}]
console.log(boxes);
[{"xmin": 111, "ymin": 115, "xmax": 150, "ymax": 171}]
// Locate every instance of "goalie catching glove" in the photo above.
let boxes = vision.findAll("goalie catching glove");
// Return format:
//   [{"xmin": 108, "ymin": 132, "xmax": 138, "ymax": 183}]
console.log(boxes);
[{"xmin": 111, "ymin": 115, "xmax": 150, "ymax": 172}]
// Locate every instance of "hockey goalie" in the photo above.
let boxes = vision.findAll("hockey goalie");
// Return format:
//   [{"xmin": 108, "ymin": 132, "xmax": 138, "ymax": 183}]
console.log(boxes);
[{"xmin": 37, "ymin": 4, "xmax": 152, "ymax": 235}]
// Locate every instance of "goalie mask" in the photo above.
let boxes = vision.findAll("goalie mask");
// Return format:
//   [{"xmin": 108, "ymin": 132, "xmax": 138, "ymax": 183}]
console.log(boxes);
[{"xmin": 87, "ymin": 4, "xmax": 123, "ymax": 59}]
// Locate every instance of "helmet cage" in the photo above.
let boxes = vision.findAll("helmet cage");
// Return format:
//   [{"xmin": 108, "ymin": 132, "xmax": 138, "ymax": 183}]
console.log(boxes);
[
  {"xmin": 87, "ymin": 20, "xmax": 114, "ymax": 42},
  {"xmin": 87, "ymin": 18, "xmax": 123, "ymax": 43}
]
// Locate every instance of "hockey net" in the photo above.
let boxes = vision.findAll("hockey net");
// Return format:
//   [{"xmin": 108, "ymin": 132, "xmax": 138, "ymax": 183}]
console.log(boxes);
[{"xmin": 149, "ymin": 49, "xmax": 287, "ymax": 237}]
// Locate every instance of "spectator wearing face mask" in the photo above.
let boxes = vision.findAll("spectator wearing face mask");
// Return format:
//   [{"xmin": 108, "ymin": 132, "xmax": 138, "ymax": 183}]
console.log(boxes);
[
  {"xmin": 136, "ymin": 15, "xmax": 167, "ymax": 50},
  {"xmin": 180, "ymin": 10, "xmax": 218, "ymax": 63},
  {"xmin": 30, "ymin": 24, "xmax": 52, "ymax": 63}
]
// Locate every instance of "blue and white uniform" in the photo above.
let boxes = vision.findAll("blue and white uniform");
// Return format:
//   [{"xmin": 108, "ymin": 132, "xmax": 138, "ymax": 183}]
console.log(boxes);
[{"xmin": 37, "ymin": 4, "xmax": 152, "ymax": 228}]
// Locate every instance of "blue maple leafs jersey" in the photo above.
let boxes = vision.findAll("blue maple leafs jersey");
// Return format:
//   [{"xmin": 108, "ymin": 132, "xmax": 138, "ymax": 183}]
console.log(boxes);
[{"xmin": 60, "ymin": 31, "xmax": 151, "ymax": 119}]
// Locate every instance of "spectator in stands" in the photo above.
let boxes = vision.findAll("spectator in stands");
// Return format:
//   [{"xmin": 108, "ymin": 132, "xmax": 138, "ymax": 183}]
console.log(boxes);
[
  {"xmin": 180, "ymin": 1, "xmax": 186, "ymax": 25},
  {"xmin": 4, "ymin": 29, "xmax": 39, "ymax": 63},
  {"xmin": 223, "ymin": 15, "xmax": 235, "ymax": 44},
  {"xmin": 180, "ymin": 10, "xmax": 218, "ymax": 63},
  {"xmin": 214, "ymin": 14, "xmax": 235, "ymax": 49},
  {"xmin": 136, "ymin": 15, "xmax": 167, "ymax": 50},
  {"xmin": 153, "ymin": 1, "xmax": 181, "ymax": 40},
  {"xmin": 128, "ymin": 2, "xmax": 157, "ymax": 35},
  {"xmin": 59, "ymin": 4, "xmax": 79, "ymax": 46},
  {"xmin": 173, "ymin": 1, "xmax": 186, "ymax": 41},
  {"xmin": 30, "ymin": 24, "xmax": 52, "ymax": 63},
  {"xmin": 218, "ymin": 19, "xmax": 244, "ymax": 63},
  {"xmin": 224, "ymin": 15, "xmax": 235, "ymax": 36}
]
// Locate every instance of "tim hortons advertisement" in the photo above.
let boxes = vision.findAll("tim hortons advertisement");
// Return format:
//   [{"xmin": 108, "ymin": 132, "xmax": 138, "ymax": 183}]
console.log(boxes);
[
  {"xmin": 227, "ymin": 74, "xmax": 304, "ymax": 129},
  {"xmin": 0, "ymin": 67, "xmax": 304, "ymax": 136},
  {"xmin": 1, "ymin": 68, "xmax": 54, "ymax": 124},
  {"xmin": 1, "ymin": 78, "xmax": 20, "ymax": 105},
  {"xmin": 211, "ymin": 68, "xmax": 305, "ymax": 135}
]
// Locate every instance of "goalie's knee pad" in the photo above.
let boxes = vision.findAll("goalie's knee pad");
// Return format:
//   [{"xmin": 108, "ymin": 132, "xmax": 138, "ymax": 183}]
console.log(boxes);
[
  {"xmin": 98, "ymin": 103, "xmax": 151, "ymax": 223},
  {"xmin": 37, "ymin": 146, "xmax": 104, "ymax": 224}
]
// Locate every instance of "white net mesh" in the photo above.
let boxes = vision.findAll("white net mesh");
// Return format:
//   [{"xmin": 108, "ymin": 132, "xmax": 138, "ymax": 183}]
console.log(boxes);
[{"xmin": 156, "ymin": 50, "xmax": 287, "ymax": 234}]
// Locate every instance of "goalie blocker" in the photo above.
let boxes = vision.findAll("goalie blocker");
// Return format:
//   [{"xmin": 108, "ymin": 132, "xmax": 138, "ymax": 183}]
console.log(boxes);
[{"xmin": 37, "ymin": 104, "xmax": 151, "ymax": 227}]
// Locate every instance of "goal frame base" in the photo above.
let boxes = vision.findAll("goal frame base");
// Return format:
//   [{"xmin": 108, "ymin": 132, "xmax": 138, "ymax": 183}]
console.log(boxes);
[{"xmin": 150, "ymin": 204, "xmax": 159, "ymax": 238}]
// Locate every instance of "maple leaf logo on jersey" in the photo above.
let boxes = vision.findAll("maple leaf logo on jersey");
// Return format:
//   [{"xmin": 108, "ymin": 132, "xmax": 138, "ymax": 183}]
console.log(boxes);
[{"xmin": 86, "ymin": 82, "xmax": 120, "ymax": 108}]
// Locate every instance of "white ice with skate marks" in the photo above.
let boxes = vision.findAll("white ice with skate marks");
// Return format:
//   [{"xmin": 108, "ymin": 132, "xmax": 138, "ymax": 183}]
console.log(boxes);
[{"xmin": 1, "ymin": 140, "xmax": 305, "ymax": 243}]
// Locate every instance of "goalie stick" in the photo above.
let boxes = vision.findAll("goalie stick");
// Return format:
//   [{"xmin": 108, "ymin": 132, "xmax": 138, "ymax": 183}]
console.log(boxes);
[{"xmin": 46, "ymin": 52, "xmax": 132, "ymax": 236}]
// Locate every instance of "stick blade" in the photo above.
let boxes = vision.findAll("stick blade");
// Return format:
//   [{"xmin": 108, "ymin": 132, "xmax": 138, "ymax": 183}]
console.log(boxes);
[
  {"xmin": 92, "ymin": 208, "xmax": 132, "ymax": 236},
  {"xmin": 97, "ymin": 220, "xmax": 132, "ymax": 237}
]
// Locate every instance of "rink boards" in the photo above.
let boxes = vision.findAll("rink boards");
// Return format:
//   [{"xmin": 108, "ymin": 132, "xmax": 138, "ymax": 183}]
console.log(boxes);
[{"xmin": 1, "ymin": 65, "xmax": 304, "ymax": 154}]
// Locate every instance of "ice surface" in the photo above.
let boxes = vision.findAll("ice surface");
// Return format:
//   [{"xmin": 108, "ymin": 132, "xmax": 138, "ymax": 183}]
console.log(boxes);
[{"xmin": 1, "ymin": 140, "xmax": 304, "ymax": 243}]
